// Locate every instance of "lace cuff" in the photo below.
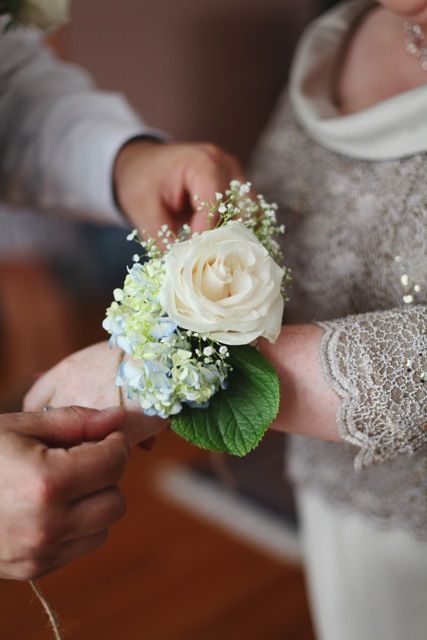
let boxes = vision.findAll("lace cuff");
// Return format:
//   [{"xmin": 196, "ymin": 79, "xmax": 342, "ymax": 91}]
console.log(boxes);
[{"xmin": 317, "ymin": 306, "xmax": 427, "ymax": 470}]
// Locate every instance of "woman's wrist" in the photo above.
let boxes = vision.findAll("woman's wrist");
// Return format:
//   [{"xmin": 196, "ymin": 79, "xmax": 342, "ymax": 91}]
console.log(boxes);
[{"xmin": 259, "ymin": 324, "xmax": 341, "ymax": 441}]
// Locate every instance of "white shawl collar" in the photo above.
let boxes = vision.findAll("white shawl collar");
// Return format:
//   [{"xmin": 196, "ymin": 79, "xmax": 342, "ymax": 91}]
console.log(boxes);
[{"xmin": 289, "ymin": 0, "xmax": 427, "ymax": 160}]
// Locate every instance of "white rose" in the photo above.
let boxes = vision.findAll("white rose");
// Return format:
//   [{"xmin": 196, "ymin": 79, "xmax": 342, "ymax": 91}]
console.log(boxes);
[
  {"xmin": 160, "ymin": 222, "xmax": 284, "ymax": 345},
  {"xmin": 18, "ymin": 0, "xmax": 70, "ymax": 32}
]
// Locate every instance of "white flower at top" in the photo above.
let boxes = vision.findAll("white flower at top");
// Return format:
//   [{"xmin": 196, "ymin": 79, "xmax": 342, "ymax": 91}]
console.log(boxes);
[{"xmin": 160, "ymin": 222, "xmax": 285, "ymax": 345}]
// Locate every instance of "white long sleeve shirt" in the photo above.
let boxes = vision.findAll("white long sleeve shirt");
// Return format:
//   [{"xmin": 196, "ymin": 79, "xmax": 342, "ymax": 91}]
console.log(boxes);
[{"xmin": 0, "ymin": 19, "xmax": 162, "ymax": 225}]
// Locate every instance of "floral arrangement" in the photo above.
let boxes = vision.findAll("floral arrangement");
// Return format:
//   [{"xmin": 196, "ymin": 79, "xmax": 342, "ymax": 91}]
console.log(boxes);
[
  {"xmin": 103, "ymin": 181, "xmax": 291, "ymax": 456},
  {"xmin": 0, "ymin": 0, "xmax": 69, "ymax": 32}
]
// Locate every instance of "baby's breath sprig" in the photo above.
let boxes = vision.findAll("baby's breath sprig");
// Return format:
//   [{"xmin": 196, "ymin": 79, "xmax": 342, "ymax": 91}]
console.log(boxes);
[
  {"xmin": 188, "ymin": 332, "xmax": 231, "ymax": 375},
  {"xmin": 126, "ymin": 228, "xmax": 160, "ymax": 261},
  {"xmin": 126, "ymin": 224, "xmax": 176, "ymax": 261},
  {"xmin": 195, "ymin": 180, "xmax": 286, "ymax": 265},
  {"xmin": 127, "ymin": 218, "xmax": 196, "ymax": 263}
]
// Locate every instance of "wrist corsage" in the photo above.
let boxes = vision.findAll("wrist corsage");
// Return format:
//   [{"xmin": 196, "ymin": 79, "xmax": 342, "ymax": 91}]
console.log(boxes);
[{"xmin": 103, "ymin": 181, "xmax": 291, "ymax": 456}]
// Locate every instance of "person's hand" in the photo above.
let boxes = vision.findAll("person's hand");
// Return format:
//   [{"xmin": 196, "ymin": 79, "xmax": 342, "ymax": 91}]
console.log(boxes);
[
  {"xmin": 0, "ymin": 406, "xmax": 128, "ymax": 580},
  {"xmin": 113, "ymin": 140, "xmax": 246, "ymax": 236},
  {"xmin": 24, "ymin": 342, "xmax": 165, "ymax": 447}
]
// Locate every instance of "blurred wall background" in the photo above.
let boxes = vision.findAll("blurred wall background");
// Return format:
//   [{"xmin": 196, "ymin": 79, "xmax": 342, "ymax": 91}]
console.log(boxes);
[{"xmin": 63, "ymin": 0, "xmax": 316, "ymax": 162}]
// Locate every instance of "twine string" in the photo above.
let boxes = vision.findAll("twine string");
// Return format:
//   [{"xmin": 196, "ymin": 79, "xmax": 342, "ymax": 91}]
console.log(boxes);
[
  {"xmin": 29, "ymin": 579, "xmax": 64, "ymax": 640},
  {"xmin": 118, "ymin": 351, "xmax": 125, "ymax": 409}
]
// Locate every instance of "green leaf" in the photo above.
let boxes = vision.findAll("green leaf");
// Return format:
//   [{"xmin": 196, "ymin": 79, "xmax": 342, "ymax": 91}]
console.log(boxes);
[{"xmin": 171, "ymin": 345, "xmax": 280, "ymax": 456}]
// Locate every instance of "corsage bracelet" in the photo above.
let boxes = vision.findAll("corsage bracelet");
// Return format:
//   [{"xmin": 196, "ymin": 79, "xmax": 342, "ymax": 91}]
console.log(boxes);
[{"xmin": 103, "ymin": 181, "xmax": 291, "ymax": 456}]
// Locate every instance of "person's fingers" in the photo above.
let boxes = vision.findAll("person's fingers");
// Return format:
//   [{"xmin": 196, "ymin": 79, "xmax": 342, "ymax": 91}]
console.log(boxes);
[
  {"xmin": 184, "ymin": 146, "xmax": 246, "ymax": 232},
  {"xmin": 64, "ymin": 486, "xmax": 126, "ymax": 540},
  {"xmin": 1, "ymin": 406, "xmax": 125, "ymax": 447},
  {"xmin": 49, "ymin": 429, "xmax": 129, "ymax": 501},
  {"xmin": 128, "ymin": 195, "xmax": 170, "ymax": 239},
  {"xmin": 49, "ymin": 430, "xmax": 129, "ymax": 501},
  {"xmin": 121, "ymin": 408, "xmax": 165, "ymax": 447},
  {"xmin": 6, "ymin": 418, "xmax": 128, "ymax": 505},
  {"xmin": 196, "ymin": 147, "xmax": 246, "ymax": 195},
  {"xmin": 34, "ymin": 530, "xmax": 110, "ymax": 578},
  {"xmin": 58, "ymin": 530, "xmax": 109, "ymax": 565}
]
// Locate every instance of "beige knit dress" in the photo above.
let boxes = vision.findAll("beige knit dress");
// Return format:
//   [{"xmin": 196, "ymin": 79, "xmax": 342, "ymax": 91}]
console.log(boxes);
[{"xmin": 251, "ymin": 2, "xmax": 427, "ymax": 637}]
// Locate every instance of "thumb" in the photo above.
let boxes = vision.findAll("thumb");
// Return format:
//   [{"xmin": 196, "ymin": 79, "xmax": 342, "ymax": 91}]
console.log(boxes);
[
  {"xmin": 127, "ymin": 196, "xmax": 170, "ymax": 238},
  {"xmin": 0, "ymin": 406, "xmax": 125, "ymax": 448},
  {"xmin": 190, "ymin": 207, "xmax": 213, "ymax": 233}
]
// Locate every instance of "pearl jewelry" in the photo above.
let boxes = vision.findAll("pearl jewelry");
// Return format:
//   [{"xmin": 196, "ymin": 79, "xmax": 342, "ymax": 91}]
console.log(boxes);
[{"xmin": 403, "ymin": 22, "xmax": 427, "ymax": 71}]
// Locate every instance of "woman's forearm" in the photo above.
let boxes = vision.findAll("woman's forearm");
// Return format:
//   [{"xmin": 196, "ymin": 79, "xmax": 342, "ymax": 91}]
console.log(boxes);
[{"xmin": 260, "ymin": 324, "xmax": 341, "ymax": 442}]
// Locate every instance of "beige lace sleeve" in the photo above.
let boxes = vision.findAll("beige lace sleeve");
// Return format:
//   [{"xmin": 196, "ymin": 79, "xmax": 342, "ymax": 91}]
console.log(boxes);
[{"xmin": 317, "ymin": 306, "xmax": 427, "ymax": 470}]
